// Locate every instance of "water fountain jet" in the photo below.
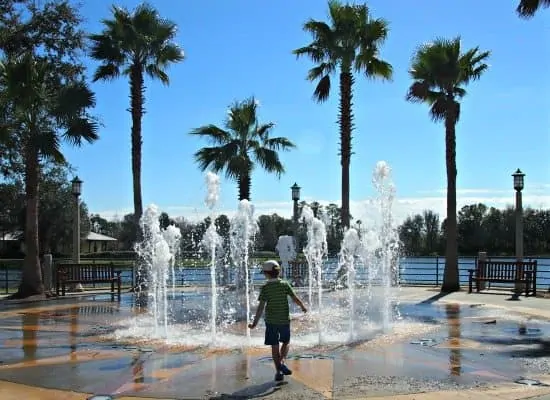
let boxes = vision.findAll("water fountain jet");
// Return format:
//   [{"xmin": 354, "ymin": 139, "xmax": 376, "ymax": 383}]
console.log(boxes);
[{"xmin": 201, "ymin": 171, "xmax": 222, "ymax": 344}]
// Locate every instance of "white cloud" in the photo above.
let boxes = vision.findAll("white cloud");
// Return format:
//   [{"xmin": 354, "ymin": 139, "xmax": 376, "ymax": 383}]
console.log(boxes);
[{"xmin": 92, "ymin": 187, "xmax": 550, "ymax": 225}]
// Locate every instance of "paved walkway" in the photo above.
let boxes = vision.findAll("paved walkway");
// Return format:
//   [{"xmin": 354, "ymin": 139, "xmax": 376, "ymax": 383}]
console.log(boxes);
[{"xmin": 0, "ymin": 286, "xmax": 550, "ymax": 399}]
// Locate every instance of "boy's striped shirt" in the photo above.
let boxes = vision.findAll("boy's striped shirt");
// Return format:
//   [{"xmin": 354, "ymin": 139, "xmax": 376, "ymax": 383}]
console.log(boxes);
[{"xmin": 259, "ymin": 279, "xmax": 295, "ymax": 325}]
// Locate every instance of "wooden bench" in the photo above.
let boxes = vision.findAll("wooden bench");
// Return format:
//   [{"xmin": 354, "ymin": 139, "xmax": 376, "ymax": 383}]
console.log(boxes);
[
  {"xmin": 468, "ymin": 260, "xmax": 537, "ymax": 297},
  {"xmin": 56, "ymin": 263, "xmax": 122, "ymax": 300}
]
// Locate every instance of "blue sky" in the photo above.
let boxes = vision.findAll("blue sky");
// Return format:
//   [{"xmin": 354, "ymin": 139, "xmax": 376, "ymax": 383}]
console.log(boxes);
[{"xmin": 62, "ymin": 0, "xmax": 550, "ymax": 222}]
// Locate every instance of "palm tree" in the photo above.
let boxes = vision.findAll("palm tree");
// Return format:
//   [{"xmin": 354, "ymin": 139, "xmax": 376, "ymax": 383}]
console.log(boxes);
[
  {"xmin": 0, "ymin": 54, "xmax": 98, "ymax": 297},
  {"xmin": 89, "ymin": 3, "xmax": 184, "ymax": 223},
  {"xmin": 406, "ymin": 37, "xmax": 489, "ymax": 292},
  {"xmin": 517, "ymin": 0, "xmax": 550, "ymax": 17},
  {"xmin": 189, "ymin": 97, "xmax": 295, "ymax": 201},
  {"xmin": 293, "ymin": 0, "xmax": 392, "ymax": 228}
]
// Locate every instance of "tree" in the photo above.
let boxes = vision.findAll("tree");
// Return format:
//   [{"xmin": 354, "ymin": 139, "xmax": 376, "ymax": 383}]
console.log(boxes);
[
  {"xmin": 0, "ymin": 54, "xmax": 98, "ymax": 298},
  {"xmin": 457, "ymin": 203, "xmax": 488, "ymax": 255},
  {"xmin": 423, "ymin": 210, "xmax": 440, "ymax": 255},
  {"xmin": 293, "ymin": 0, "xmax": 392, "ymax": 228},
  {"xmin": 406, "ymin": 37, "xmax": 490, "ymax": 292},
  {"xmin": 190, "ymin": 97, "xmax": 295, "ymax": 201},
  {"xmin": 36, "ymin": 164, "xmax": 91, "ymax": 255},
  {"xmin": 89, "ymin": 3, "xmax": 184, "ymax": 223},
  {"xmin": 159, "ymin": 212, "xmax": 175, "ymax": 230},
  {"xmin": 517, "ymin": 0, "xmax": 550, "ymax": 17},
  {"xmin": 398, "ymin": 215, "xmax": 424, "ymax": 256},
  {"xmin": 0, "ymin": 0, "xmax": 88, "ymax": 179}
]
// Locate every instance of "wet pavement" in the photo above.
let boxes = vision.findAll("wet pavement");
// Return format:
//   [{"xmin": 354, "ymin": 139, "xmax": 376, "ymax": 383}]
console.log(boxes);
[{"xmin": 1, "ymin": 288, "xmax": 550, "ymax": 399}]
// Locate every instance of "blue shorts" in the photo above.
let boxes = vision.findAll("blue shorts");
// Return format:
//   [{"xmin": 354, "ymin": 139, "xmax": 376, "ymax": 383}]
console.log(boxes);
[{"xmin": 265, "ymin": 323, "xmax": 290, "ymax": 345}]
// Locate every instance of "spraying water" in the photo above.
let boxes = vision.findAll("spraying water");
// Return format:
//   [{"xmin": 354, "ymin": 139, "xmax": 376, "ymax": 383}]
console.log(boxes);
[
  {"xmin": 135, "ymin": 204, "xmax": 180, "ymax": 338},
  {"xmin": 276, "ymin": 235, "xmax": 296, "ymax": 279},
  {"xmin": 230, "ymin": 200, "xmax": 258, "ymax": 339},
  {"xmin": 162, "ymin": 225, "xmax": 182, "ymax": 293},
  {"xmin": 301, "ymin": 205, "xmax": 328, "ymax": 343},
  {"xmin": 202, "ymin": 172, "xmax": 222, "ymax": 343},
  {"xmin": 339, "ymin": 228, "xmax": 361, "ymax": 340},
  {"xmin": 371, "ymin": 161, "xmax": 401, "ymax": 329}
]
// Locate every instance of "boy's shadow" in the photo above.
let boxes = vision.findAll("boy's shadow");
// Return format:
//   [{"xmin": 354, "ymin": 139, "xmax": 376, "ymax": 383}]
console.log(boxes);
[{"xmin": 209, "ymin": 381, "xmax": 288, "ymax": 399}]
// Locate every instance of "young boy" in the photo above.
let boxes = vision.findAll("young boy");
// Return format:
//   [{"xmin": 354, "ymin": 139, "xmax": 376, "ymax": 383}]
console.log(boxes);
[{"xmin": 248, "ymin": 260, "xmax": 307, "ymax": 381}]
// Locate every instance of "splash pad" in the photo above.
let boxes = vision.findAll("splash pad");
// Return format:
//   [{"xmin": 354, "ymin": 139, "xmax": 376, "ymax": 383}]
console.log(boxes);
[{"xmin": 112, "ymin": 161, "xmax": 403, "ymax": 349}]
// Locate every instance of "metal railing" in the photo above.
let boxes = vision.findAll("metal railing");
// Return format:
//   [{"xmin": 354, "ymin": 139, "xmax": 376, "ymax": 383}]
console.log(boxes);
[{"xmin": 1, "ymin": 255, "xmax": 549, "ymax": 294}]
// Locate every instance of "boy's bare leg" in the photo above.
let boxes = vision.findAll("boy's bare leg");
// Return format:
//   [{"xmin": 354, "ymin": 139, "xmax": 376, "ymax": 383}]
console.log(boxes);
[
  {"xmin": 280, "ymin": 342, "xmax": 289, "ymax": 364},
  {"xmin": 271, "ymin": 344, "xmax": 282, "ymax": 370}
]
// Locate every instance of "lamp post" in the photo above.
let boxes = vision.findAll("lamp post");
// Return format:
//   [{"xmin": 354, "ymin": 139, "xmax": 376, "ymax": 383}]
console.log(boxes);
[
  {"xmin": 291, "ymin": 183, "xmax": 301, "ymax": 252},
  {"xmin": 512, "ymin": 168, "xmax": 525, "ymax": 299},
  {"xmin": 71, "ymin": 176, "xmax": 82, "ymax": 264}
]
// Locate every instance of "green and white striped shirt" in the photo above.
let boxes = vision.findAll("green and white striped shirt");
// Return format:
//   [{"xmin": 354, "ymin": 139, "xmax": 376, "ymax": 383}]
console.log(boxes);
[{"xmin": 259, "ymin": 278, "xmax": 295, "ymax": 325}]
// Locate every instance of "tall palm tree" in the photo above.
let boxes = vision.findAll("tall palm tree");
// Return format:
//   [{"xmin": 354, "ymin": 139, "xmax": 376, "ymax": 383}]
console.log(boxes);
[
  {"xmin": 89, "ymin": 3, "xmax": 184, "ymax": 223},
  {"xmin": 406, "ymin": 37, "xmax": 489, "ymax": 292},
  {"xmin": 190, "ymin": 97, "xmax": 295, "ymax": 201},
  {"xmin": 517, "ymin": 0, "xmax": 550, "ymax": 17},
  {"xmin": 0, "ymin": 54, "xmax": 98, "ymax": 297},
  {"xmin": 293, "ymin": 0, "xmax": 392, "ymax": 228}
]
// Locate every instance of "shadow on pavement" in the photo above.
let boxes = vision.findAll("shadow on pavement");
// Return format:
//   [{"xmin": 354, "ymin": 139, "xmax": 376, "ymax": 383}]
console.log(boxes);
[
  {"xmin": 209, "ymin": 381, "xmax": 288, "ymax": 399},
  {"xmin": 418, "ymin": 291, "xmax": 453, "ymax": 305}
]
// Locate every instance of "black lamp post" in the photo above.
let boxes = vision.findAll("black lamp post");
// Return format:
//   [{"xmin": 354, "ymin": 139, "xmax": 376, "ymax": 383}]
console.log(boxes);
[
  {"xmin": 71, "ymin": 176, "xmax": 82, "ymax": 264},
  {"xmin": 511, "ymin": 168, "xmax": 525, "ymax": 300},
  {"xmin": 291, "ymin": 183, "xmax": 301, "ymax": 251}
]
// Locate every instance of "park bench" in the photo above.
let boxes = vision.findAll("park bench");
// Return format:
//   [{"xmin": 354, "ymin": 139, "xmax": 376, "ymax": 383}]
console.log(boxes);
[
  {"xmin": 56, "ymin": 263, "xmax": 122, "ymax": 300},
  {"xmin": 468, "ymin": 259, "xmax": 537, "ymax": 297}
]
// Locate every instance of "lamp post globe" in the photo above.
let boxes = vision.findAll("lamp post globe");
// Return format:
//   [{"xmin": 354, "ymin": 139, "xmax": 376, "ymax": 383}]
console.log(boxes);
[
  {"xmin": 71, "ymin": 176, "xmax": 83, "ymax": 197},
  {"xmin": 512, "ymin": 168, "xmax": 525, "ymax": 192},
  {"xmin": 291, "ymin": 183, "xmax": 301, "ymax": 202}
]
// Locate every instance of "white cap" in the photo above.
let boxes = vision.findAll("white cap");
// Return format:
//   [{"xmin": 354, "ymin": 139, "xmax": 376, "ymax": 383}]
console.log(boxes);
[{"xmin": 262, "ymin": 260, "xmax": 281, "ymax": 272}]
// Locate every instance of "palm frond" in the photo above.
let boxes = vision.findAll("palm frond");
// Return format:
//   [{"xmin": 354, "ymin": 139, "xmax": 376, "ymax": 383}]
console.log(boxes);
[
  {"xmin": 194, "ymin": 142, "xmax": 239, "ymax": 173},
  {"xmin": 53, "ymin": 82, "xmax": 97, "ymax": 121},
  {"xmin": 252, "ymin": 147, "xmax": 285, "ymax": 177},
  {"xmin": 189, "ymin": 125, "xmax": 231, "ymax": 144},
  {"xmin": 263, "ymin": 137, "xmax": 296, "ymax": 151},
  {"xmin": 517, "ymin": 0, "xmax": 550, "ymax": 17},
  {"xmin": 62, "ymin": 118, "xmax": 99, "ymax": 146},
  {"xmin": 293, "ymin": 45, "xmax": 327, "ymax": 63},
  {"xmin": 313, "ymin": 75, "xmax": 331, "ymax": 102},
  {"xmin": 256, "ymin": 122, "xmax": 275, "ymax": 138},
  {"xmin": 429, "ymin": 98, "xmax": 448, "ymax": 122},
  {"xmin": 90, "ymin": 3, "xmax": 183, "ymax": 83},
  {"xmin": 145, "ymin": 64, "xmax": 169, "ymax": 83},
  {"xmin": 307, "ymin": 62, "xmax": 336, "ymax": 81},
  {"xmin": 92, "ymin": 63, "xmax": 120, "ymax": 82}
]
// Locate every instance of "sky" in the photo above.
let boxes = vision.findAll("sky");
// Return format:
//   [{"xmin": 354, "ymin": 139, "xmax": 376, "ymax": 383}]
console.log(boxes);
[{"xmin": 61, "ymin": 0, "xmax": 550, "ymax": 224}]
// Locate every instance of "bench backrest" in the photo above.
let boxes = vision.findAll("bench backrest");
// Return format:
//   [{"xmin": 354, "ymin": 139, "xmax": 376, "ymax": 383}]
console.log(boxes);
[
  {"xmin": 477, "ymin": 260, "xmax": 537, "ymax": 280},
  {"xmin": 57, "ymin": 263, "xmax": 115, "ymax": 281}
]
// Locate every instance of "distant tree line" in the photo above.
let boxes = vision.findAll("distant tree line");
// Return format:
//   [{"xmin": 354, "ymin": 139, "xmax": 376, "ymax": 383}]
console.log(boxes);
[
  {"xmin": 1, "ymin": 178, "xmax": 548, "ymax": 259},
  {"xmin": 84, "ymin": 201, "xmax": 550, "ymax": 258},
  {"xmin": 399, "ymin": 204, "xmax": 550, "ymax": 256}
]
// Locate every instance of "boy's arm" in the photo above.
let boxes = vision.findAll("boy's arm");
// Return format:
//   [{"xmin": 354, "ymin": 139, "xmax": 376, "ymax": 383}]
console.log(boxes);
[
  {"xmin": 291, "ymin": 293, "xmax": 307, "ymax": 313},
  {"xmin": 248, "ymin": 300, "xmax": 266, "ymax": 328}
]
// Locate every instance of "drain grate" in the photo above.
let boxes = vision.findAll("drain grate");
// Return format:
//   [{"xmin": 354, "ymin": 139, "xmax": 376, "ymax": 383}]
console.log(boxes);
[
  {"xmin": 288, "ymin": 354, "xmax": 334, "ymax": 360},
  {"xmin": 515, "ymin": 378, "xmax": 544, "ymax": 386},
  {"xmin": 410, "ymin": 338, "xmax": 437, "ymax": 346},
  {"xmin": 259, "ymin": 353, "xmax": 334, "ymax": 362}
]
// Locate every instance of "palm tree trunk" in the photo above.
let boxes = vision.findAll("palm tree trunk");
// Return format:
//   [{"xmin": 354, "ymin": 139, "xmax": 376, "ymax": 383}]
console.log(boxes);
[
  {"xmin": 17, "ymin": 144, "xmax": 44, "ymax": 297},
  {"xmin": 442, "ymin": 114, "xmax": 459, "ymax": 292},
  {"xmin": 130, "ymin": 64, "xmax": 144, "ymax": 226},
  {"xmin": 339, "ymin": 69, "xmax": 354, "ymax": 229},
  {"xmin": 237, "ymin": 173, "xmax": 251, "ymax": 201}
]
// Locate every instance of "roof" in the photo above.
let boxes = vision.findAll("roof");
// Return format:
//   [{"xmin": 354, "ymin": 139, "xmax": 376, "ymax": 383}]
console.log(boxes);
[{"xmin": 86, "ymin": 232, "xmax": 118, "ymax": 241}]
